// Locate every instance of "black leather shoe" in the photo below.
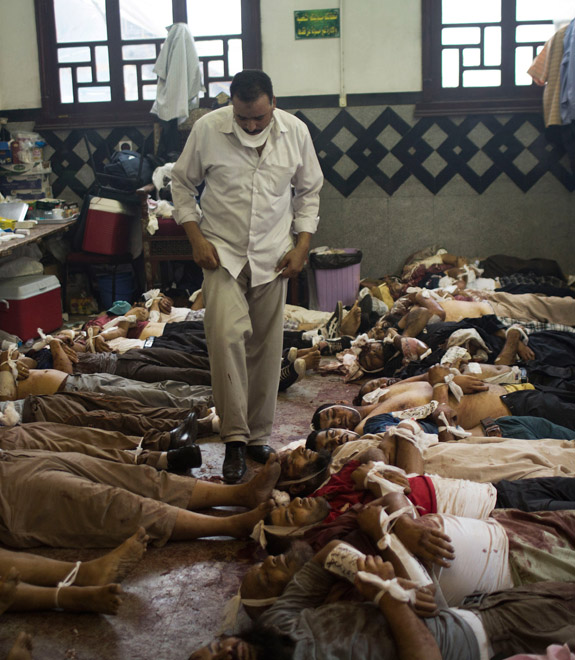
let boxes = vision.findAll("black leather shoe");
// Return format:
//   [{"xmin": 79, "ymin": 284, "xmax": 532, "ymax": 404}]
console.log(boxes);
[
  {"xmin": 168, "ymin": 412, "xmax": 198, "ymax": 450},
  {"xmin": 223, "ymin": 443, "xmax": 247, "ymax": 483},
  {"xmin": 246, "ymin": 444, "xmax": 276, "ymax": 464},
  {"xmin": 166, "ymin": 445, "xmax": 202, "ymax": 472}
]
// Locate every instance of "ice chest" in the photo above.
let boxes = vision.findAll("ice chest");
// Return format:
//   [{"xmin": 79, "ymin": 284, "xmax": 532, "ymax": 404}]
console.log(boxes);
[
  {"xmin": 82, "ymin": 197, "xmax": 133, "ymax": 255},
  {"xmin": 0, "ymin": 274, "xmax": 62, "ymax": 341}
]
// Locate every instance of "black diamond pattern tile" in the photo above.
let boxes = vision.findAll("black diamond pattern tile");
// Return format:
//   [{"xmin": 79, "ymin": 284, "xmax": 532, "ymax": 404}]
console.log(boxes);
[{"xmin": 40, "ymin": 109, "xmax": 574, "ymax": 201}]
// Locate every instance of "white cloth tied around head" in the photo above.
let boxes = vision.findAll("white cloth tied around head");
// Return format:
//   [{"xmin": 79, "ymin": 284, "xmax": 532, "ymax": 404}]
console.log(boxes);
[
  {"xmin": 219, "ymin": 589, "xmax": 279, "ymax": 635},
  {"xmin": 102, "ymin": 314, "xmax": 138, "ymax": 331},
  {"xmin": 250, "ymin": 519, "xmax": 314, "ymax": 549},
  {"xmin": 436, "ymin": 410, "xmax": 471, "ymax": 439},
  {"xmin": 356, "ymin": 571, "xmax": 417, "ymax": 605},
  {"xmin": 364, "ymin": 461, "xmax": 408, "ymax": 496},
  {"xmin": 55, "ymin": 561, "xmax": 81, "ymax": 609}
]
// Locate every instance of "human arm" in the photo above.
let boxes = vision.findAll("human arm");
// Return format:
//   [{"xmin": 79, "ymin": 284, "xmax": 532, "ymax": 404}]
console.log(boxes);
[
  {"xmin": 181, "ymin": 220, "xmax": 220, "ymax": 270},
  {"xmin": 276, "ymin": 231, "xmax": 312, "ymax": 278},
  {"xmin": 354, "ymin": 556, "xmax": 442, "ymax": 660}
]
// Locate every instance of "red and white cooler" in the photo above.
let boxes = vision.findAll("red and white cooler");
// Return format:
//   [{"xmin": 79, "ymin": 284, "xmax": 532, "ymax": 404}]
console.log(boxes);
[{"xmin": 0, "ymin": 274, "xmax": 62, "ymax": 341}]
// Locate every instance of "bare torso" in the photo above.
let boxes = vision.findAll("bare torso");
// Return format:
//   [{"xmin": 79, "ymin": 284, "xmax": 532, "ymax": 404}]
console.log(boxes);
[
  {"xmin": 439, "ymin": 299, "xmax": 493, "ymax": 322},
  {"xmin": 355, "ymin": 381, "xmax": 511, "ymax": 433},
  {"xmin": 15, "ymin": 370, "xmax": 69, "ymax": 399}
]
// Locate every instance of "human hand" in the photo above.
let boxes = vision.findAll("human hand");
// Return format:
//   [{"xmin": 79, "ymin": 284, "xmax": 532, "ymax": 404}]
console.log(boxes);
[
  {"xmin": 94, "ymin": 336, "xmax": 113, "ymax": 353},
  {"xmin": 354, "ymin": 555, "xmax": 396, "ymax": 601},
  {"xmin": 427, "ymin": 364, "xmax": 451, "ymax": 386},
  {"xmin": 192, "ymin": 237, "xmax": 220, "ymax": 270},
  {"xmin": 517, "ymin": 342, "xmax": 535, "ymax": 361},
  {"xmin": 16, "ymin": 360, "xmax": 29, "ymax": 380},
  {"xmin": 406, "ymin": 582, "xmax": 439, "ymax": 617},
  {"xmin": 394, "ymin": 515, "xmax": 454, "ymax": 567},
  {"xmin": 453, "ymin": 374, "xmax": 488, "ymax": 394},
  {"xmin": 158, "ymin": 296, "xmax": 173, "ymax": 314},
  {"xmin": 276, "ymin": 245, "xmax": 308, "ymax": 278}
]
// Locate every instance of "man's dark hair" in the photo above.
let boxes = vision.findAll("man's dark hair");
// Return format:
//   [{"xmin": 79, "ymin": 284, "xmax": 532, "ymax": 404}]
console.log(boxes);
[
  {"xmin": 310, "ymin": 403, "xmax": 334, "ymax": 431},
  {"xmin": 305, "ymin": 430, "xmax": 319, "ymax": 451},
  {"xmin": 237, "ymin": 622, "xmax": 295, "ymax": 659},
  {"xmin": 230, "ymin": 70, "xmax": 274, "ymax": 103}
]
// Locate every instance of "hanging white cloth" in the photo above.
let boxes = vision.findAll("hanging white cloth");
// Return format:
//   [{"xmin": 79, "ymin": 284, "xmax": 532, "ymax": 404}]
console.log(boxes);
[{"xmin": 151, "ymin": 23, "xmax": 203, "ymax": 124}]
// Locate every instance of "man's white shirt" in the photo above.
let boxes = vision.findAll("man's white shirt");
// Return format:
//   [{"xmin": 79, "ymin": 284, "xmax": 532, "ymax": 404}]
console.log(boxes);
[{"xmin": 171, "ymin": 106, "xmax": 323, "ymax": 286}]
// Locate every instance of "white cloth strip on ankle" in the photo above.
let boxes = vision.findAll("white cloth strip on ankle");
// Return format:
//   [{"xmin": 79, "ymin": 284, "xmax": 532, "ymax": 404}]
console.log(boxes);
[
  {"xmin": 436, "ymin": 411, "xmax": 471, "ymax": 439},
  {"xmin": 55, "ymin": 560, "xmax": 82, "ymax": 609},
  {"xmin": 324, "ymin": 542, "xmax": 366, "ymax": 582},
  {"xmin": 356, "ymin": 571, "xmax": 416, "ymax": 605}
]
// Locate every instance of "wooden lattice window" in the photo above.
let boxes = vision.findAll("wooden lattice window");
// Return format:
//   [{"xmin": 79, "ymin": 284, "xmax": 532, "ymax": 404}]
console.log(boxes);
[
  {"xmin": 417, "ymin": 0, "xmax": 573, "ymax": 116},
  {"xmin": 35, "ymin": 0, "xmax": 261, "ymax": 128}
]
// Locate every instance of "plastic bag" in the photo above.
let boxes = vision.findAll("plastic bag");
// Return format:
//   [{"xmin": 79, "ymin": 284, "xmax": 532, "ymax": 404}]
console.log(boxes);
[{"xmin": 309, "ymin": 248, "xmax": 362, "ymax": 270}]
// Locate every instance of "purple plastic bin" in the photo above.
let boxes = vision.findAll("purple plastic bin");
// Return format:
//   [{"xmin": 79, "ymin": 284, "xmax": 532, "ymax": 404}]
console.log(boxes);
[{"xmin": 314, "ymin": 261, "xmax": 361, "ymax": 311}]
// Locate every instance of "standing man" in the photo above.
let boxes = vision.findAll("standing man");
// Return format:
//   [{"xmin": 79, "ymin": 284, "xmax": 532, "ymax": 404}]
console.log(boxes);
[{"xmin": 171, "ymin": 70, "xmax": 323, "ymax": 483}]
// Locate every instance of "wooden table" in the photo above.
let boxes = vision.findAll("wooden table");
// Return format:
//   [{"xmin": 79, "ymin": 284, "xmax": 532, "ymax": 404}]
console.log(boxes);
[{"xmin": 0, "ymin": 218, "xmax": 77, "ymax": 257}]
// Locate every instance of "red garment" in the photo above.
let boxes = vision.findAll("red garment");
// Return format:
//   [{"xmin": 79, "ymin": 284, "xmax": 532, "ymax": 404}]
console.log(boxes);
[{"xmin": 312, "ymin": 462, "xmax": 437, "ymax": 524}]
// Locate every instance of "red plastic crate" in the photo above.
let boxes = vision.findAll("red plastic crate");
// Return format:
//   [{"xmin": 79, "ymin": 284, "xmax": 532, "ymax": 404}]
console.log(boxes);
[
  {"xmin": 0, "ymin": 274, "xmax": 62, "ymax": 341},
  {"xmin": 82, "ymin": 197, "xmax": 133, "ymax": 255}
]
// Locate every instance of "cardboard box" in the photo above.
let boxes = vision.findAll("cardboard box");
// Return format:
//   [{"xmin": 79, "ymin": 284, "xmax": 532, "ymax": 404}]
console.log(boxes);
[
  {"xmin": 82, "ymin": 197, "xmax": 133, "ymax": 255},
  {"xmin": 0, "ymin": 274, "xmax": 62, "ymax": 341}
]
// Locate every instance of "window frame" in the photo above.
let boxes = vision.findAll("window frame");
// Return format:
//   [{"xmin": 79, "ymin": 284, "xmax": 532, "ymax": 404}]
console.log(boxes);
[
  {"xmin": 34, "ymin": 0, "xmax": 261, "ymax": 129},
  {"xmin": 416, "ymin": 0, "xmax": 547, "ymax": 117}
]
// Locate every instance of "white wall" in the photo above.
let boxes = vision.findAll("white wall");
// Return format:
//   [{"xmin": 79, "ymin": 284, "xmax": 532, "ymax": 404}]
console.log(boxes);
[
  {"xmin": 1, "ymin": 0, "xmax": 422, "ymax": 111},
  {"xmin": 261, "ymin": 0, "xmax": 422, "ymax": 96},
  {"xmin": 0, "ymin": 0, "xmax": 41, "ymax": 110}
]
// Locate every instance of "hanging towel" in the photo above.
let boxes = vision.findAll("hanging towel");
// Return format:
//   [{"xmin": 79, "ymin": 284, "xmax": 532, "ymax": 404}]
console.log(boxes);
[{"xmin": 151, "ymin": 23, "xmax": 203, "ymax": 124}]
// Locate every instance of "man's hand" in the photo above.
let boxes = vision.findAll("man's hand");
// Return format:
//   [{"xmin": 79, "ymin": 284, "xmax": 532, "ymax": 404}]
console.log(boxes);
[
  {"xmin": 192, "ymin": 236, "xmax": 220, "ymax": 270},
  {"xmin": 517, "ymin": 341, "xmax": 535, "ymax": 362},
  {"xmin": 16, "ymin": 360, "xmax": 29, "ymax": 380},
  {"xmin": 395, "ymin": 515, "xmax": 454, "ymax": 567},
  {"xmin": 354, "ymin": 555, "xmax": 396, "ymax": 601},
  {"xmin": 408, "ymin": 582, "xmax": 439, "ymax": 617},
  {"xmin": 453, "ymin": 374, "xmax": 488, "ymax": 394},
  {"xmin": 93, "ymin": 336, "xmax": 113, "ymax": 353},
  {"xmin": 276, "ymin": 245, "xmax": 307, "ymax": 278},
  {"xmin": 427, "ymin": 364, "xmax": 451, "ymax": 386},
  {"xmin": 158, "ymin": 296, "xmax": 173, "ymax": 314}
]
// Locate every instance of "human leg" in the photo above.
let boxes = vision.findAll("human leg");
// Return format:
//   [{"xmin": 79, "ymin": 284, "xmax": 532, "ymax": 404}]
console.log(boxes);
[
  {"xmin": 245, "ymin": 274, "xmax": 287, "ymax": 450},
  {"xmin": 9, "ymin": 582, "xmax": 123, "ymax": 614},
  {"xmin": 6, "ymin": 631, "xmax": 33, "ymax": 660}
]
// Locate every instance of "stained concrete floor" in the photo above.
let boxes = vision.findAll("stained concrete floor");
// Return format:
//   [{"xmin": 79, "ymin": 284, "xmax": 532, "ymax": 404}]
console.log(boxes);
[{"xmin": 0, "ymin": 363, "xmax": 357, "ymax": 660}]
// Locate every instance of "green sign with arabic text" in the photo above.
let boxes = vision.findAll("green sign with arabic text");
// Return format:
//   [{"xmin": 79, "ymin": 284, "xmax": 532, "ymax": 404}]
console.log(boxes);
[{"xmin": 294, "ymin": 9, "xmax": 340, "ymax": 40}]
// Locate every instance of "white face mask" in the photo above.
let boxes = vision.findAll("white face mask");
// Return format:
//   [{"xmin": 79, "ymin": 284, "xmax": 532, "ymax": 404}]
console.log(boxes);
[{"xmin": 232, "ymin": 116, "xmax": 274, "ymax": 148}]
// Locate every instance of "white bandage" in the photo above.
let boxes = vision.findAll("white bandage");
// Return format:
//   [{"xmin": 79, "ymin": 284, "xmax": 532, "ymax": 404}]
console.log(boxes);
[
  {"xmin": 506, "ymin": 324, "xmax": 529, "ymax": 344},
  {"xmin": 364, "ymin": 462, "xmax": 408, "ymax": 497},
  {"xmin": 219, "ymin": 589, "xmax": 279, "ymax": 634},
  {"xmin": 466, "ymin": 362, "xmax": 482, "ymax": 374},
  {"xmin": 361, "ymin": 387, "xmax": 389, "ymax": 404},
  {"xmin": 436, "ymin": 411, "xmax": 471, "ymax": 439},
  {"xmin": 356, "ymin": 571, "xmax": 416, "ymax": 605},
  {"xmin": 102, "ymin": 314, "xmax": 138, "ymax": 330},
  {"xmin": 324, "ymin": 542, "xmax": 366, "ymax": 582}
]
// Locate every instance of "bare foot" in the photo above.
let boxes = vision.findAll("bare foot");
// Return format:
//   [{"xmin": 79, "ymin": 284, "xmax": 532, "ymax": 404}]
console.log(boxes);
[
  {"xmin": 58, "ymin": 584, "xmax": 123, "ymax": 614},
  {"xmin": 303, "ymin": 347, "xmax": 321, "ymax": 371},
  {"xmin": 495, "ymin": 327, "xmax": 522, "ymax": 365},
  {"xmin": 0, "ymin": 567, "xmax": 19, "ymax": 614},
  {"xmin": 6, "ymin": 632, "xmax": 33, "ymax": 660},
  {"xmin": 340, "ymin": 301, "xmax": 361, "ymax": 336},
  {"xmin": 78, "ymin": 527, "xmax": 149, "ymax": 586},
  {"xmin": 241, "ymin": 456, "xmax": 281, "ymax": 508},
  {"xmin": 226, "ymin": 500, "xmax": 274, "ymax": 538}
]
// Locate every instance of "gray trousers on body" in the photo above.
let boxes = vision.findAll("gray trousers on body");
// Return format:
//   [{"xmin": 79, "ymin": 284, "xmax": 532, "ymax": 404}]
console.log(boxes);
[
  {"xmin": 202, "ymin": 263, "xmax": 287, "ymax": 445},
  {"xmin": 62, "ymin": 372, "xmax": 213, "ymax": 410}
]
